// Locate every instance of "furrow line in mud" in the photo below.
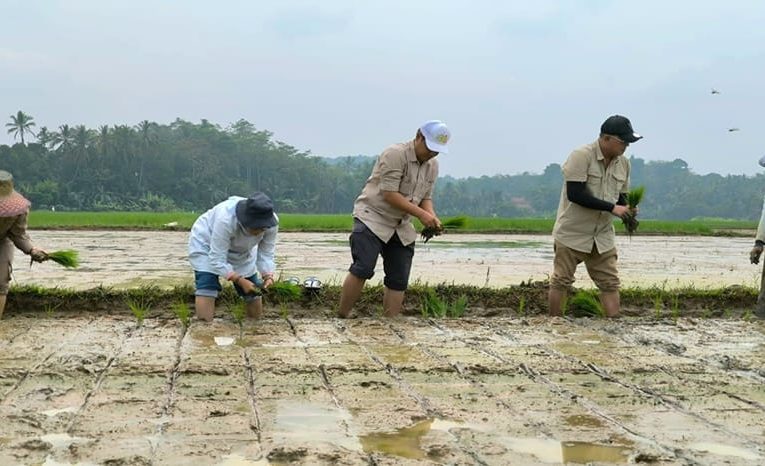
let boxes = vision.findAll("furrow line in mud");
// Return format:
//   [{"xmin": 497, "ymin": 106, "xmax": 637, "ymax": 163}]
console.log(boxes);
[
  {"xmin": 562, "ymin": 317, "xmax": 765, "ymax": 412},
  {"xmin": 596, "ymin": 321, "xmax": 765, "ymax": 384},
  {"xmin": 516, "ymin": 362, "xmax": 701, "ymax": 465},
  {"xmin": 243, "ymin": 349, "xmax": 263, "ymax": 444},
  {"xmin": 65, "ymin": 325, "xmax": 138, "ymax": 434},
  {"xmin": 386, "ymin": 321, "xmax": 555, "ymax": 438},
  {"xmin": 6, "ymin": 324, "xmax": 31, "ymax": 344},
  {"xmin": 1, "ymin": 342, "xmax": 66, "ymax": 403},
  {"xmin": 575, "ymin": 354, "xmax": 761, "ymax": 449},
  {"xmin": 334, "ymin": 321, "xmax": 490, "ymax": 466},
  {"xmin": 426, "ymin": 319, "xmax": 699, "ymax": 465},
  {"xmin": 284, "ymin": 317, "xmax": 343, "ymax": 409},
  {"xmin": 158, "ymin": 324, "xmax": 189, "ymax": 430},
  {"xmin": 494, "ymin": 322, "xmax": 764, "ymax": 446},
  {"xmin": 285, "ymin": 317, "xmax": 373, "ymax": 464}
]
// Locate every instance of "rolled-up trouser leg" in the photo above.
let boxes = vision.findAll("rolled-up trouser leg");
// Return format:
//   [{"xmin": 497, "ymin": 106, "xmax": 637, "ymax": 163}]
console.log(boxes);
[{"xmin": 0, "ymin": 238, "xmax": 14, "ymax": 295}]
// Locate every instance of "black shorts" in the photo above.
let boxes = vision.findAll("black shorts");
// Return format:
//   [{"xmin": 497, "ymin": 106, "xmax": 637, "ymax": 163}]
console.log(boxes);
[{"xmin": 348, "ymin": 219, "xmax": 415, "ymax": 291}]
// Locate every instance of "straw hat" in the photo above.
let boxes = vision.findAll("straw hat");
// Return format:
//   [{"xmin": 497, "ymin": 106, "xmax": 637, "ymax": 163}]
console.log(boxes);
[{"xmin": 0, "ymin": 170, "xmax": 31, "ymax": 217}]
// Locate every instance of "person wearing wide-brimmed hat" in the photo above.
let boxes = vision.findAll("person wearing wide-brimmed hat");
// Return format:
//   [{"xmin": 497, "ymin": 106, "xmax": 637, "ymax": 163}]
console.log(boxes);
[
  {"xmin": 188, "ymin": 192, "xmax": 279, "ymax": 321},
  {"xmin": 0, "ymin": 170, "xmax": 48, "ymax": 318},
  {"xmin": 338, "ymin": 120, "xmax": 450, "ymax": 318},
  {"xmin": 748, "ymin": 156, "xmax": 765, "ymax": 319}
]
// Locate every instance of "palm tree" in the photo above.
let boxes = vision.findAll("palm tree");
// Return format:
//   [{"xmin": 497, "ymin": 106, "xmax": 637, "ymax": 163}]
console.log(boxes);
[
  {"xmin": 5, "ymin": 111, "xmax": 36, "ymax": 144},
  {"xmin": 51, "ymin": 124, "xmax": 74, "ymax": 151},
  {"xmin": 135, "ymin": 120, "xmax": 157, "ymax": 191},
  {"xmin": 36, "ymin": 126, "xmax": 52, "ymax": 148}
]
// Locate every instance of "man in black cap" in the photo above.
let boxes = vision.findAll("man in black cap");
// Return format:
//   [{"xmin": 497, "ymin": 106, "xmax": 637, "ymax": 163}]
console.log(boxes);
[
  {"xmin": 188, "ymin": 192, "xmax": 279, "ymax": 321},
  {"xmin": 548, "ymin": 115, "xmax": 642, "ymax": 317}
]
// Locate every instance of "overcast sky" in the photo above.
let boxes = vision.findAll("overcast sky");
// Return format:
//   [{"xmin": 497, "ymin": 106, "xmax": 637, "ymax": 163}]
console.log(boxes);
[{"xmin": 2, "ymin": 0, "xmax": 764, "ymax": 178}]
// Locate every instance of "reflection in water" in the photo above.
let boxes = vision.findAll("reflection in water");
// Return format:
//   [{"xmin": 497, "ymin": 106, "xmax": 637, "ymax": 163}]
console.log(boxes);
[
  {"xmin": 360, "ymin": 419, "xmax": 432, "ymax": 460},
  {"xmin": 273, "ymin": 401, "xmax": 361, "ymax": 452},
  {"xmin": 500, "ymin": 437, "xmax": 630, "ymax": 464},
  {"xmin": 688, "ymin": 442, "xmax": 761, "ymax": 460}
]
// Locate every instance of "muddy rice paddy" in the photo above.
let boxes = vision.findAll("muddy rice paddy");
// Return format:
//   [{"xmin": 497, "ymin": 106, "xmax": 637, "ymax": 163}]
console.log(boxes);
[
  {"xmin": 10, "ymin": 231, "xmax": 760, "ymax": 290},
  {"xmin": 1, "ymin": 315, "xmax": 764, "ymax": 465},
  {"xmin": 3, "ymin": 231, "xmax": 764, "ymax": 464}
]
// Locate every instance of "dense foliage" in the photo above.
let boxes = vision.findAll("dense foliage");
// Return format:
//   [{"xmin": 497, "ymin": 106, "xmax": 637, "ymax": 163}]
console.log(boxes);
[{"xmin": 3, "ymin": 115, "xmax": 764, "ymax": 220}]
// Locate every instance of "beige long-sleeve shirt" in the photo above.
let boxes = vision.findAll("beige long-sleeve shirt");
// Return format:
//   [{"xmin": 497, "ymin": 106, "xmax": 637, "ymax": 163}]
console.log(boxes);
[{"xmin": 0, "ymin": 212, "xmax": 34, "ymax": 254}]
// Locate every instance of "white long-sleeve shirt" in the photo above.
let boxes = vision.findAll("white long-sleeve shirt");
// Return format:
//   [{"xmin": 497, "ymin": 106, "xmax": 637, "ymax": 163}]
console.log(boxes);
[
  {"xmin": 188, "ymin": 196, "xmax": 278, "ymax": 278},
  {"xmin": 756, "ymin": 194, "xmax": 765, "ymax": 243}
]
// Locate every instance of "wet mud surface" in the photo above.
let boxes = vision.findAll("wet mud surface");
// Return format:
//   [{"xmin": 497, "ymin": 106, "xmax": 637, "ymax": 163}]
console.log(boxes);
[
  {"xmin": 1, "ymin": 315, "xmax": 763, "ymax": 465},
  {"xmin": 13, "ymin": 231, "xmax": 760, "ymax": 290}
]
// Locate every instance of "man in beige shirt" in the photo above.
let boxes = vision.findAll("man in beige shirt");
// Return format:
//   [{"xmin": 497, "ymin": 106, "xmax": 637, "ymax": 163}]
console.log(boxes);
[
  {"xmin": 339, "ymin": 120, "xmax": 450, "ymax": 318},
  {"xmin": 0, "ymin": 171, "xmax": 49, "ymax": 319},
  {"xmin": 549, "ymin": 115, "xmax": 642, "ymax": 317}
]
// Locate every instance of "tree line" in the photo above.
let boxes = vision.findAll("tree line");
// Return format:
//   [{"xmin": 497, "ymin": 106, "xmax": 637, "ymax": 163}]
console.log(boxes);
[{"xmin": 4, "ymin": 111, "xmax": 765, "ymax": 220}]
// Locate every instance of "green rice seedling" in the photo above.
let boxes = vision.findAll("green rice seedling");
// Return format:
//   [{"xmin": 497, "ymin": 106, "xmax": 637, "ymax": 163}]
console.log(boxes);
[
  {"xmin": 45, "ymin": 249, "xmax": 80, "ymax": 268},
  {"xmin": 279, "ymin": 303, "xmax": 289, "ymax": 320},
  {"xmin": 622, "ymin": 185, "xmax": 645, "ymax": 236},
  {"xmin": 561, "ymin": 296, "xmax": 569, "ymax": 317},
  {"xmin": 127, "ymin": 297, "xmax": 151, "ymax": 327},
  {"xmin": 742, "ymin": 309, "xmax": 753, "ymax": 322},
  {"xmin": 228, "ymin": 301, "xmax": 246, "ymax": 336},
  {"xmin": 517, "ymin": 295, "xmax": 526, "ymax": 317},
  {"xmin": 447, "ymin": 295, "xmax": 468, "ymax": 318},
  {"xmin": 421, "ymin": 216, "xmax": 468, "ymax": 243},
  {"xmin": 421, "ymin": 289, "xmax": 447, "ymax": 318},
  {"xmin": 567, "ymin": 291, "xmax": 605, "ymax": 318},
  {"xmin": 267, "ymin": 281, "xmax": 302, "ymax": 301},
  {"xmin": 43, "ymin": 302, "xmax": 61, "ymax": 318},
  {"xmin": 653, "ymin": 294, "xmax": 663, "ymax": 319},
  {"xmin": 172, "ymin": 301, "xmax": 191, "ymax": 328},
  {"xmin": 671, "ymin": 294, "xmax": 680, "ymax": 322}
]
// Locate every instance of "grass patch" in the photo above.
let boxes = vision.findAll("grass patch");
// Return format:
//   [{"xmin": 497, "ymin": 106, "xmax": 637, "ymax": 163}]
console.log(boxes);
[
  {"xmin": 26, "ymin": 211, "xmax": 758, "ymax": 237},
  {"xmin": 172, "ymin": 300, "xmax": 192, "ymax": 327}
]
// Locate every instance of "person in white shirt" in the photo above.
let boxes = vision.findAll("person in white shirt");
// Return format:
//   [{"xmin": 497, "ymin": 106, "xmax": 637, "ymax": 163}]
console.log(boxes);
[
  {"xmin": 749, "ymin": 156, "xmax": 765, "ymax": 319},
  {"xmin": 188, "ymin": 192, "xmax": 278, "ymax": 321}
]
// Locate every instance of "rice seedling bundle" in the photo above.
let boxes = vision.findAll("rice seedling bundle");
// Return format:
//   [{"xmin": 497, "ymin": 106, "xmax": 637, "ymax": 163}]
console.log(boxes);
[
  {"xmin": 46, "ymin": 249, "xmax": 80, "ymax": 268},
  {"xmin": 266, "ymin": 281, "xmax": 302, "ymax": 301},
  {"xmin": 567, "ymin": 291, "xmax": 605, "ymax": 318},
  {"xmin": 421, "ymin": 216, "xmax": 468, "ymax": 243},
  {"xmin": 622, "ymin": 186, "xmax": 645, "ymax": 236}
]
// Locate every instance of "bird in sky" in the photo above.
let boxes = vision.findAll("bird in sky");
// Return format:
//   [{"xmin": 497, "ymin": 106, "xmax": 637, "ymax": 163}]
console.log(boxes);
[
  {"xmin": 728, "ymin": 128, "xmax": 740, "ymax": 132},
  {"xmin": 711, "ymin": 88, "xmax": 721, "ymax": 94}
]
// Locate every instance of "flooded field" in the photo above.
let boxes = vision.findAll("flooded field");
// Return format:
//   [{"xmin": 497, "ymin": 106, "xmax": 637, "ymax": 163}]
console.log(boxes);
[
  {"xmin": 12, "ymin": 231, "xmax": 760, "ymax": 290},
  {"xmin": 1, "ymin": 315, "xmax": 763, "ymax": 465}
]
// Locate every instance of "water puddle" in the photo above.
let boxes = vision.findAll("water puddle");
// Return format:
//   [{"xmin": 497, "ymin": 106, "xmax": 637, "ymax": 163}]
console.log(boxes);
[
  {"xmin": 359, "ymin": 418, "xmax": 480, "ymax": 460},
  {"xmin": 217, "ymin": 454, "xmax": 270, "ymax": 465},
  {"xmin": 273, "ymin": 401, "xmax": 360, "ymax": 452},
  {"xmin": 41, "ymin": 406, "xmax": 79, "ymax": 417},
  {"xmin": 41, "ymin": 457, "xmax": 98, "ymax": 466},
  {"xmin": 499, "ymin": 437, "xmax": 631, "ymax": 464},
  {"xmin": 40, "ymin": 433, "xmax": 90, "ymax": 450},
  {"xmin": 688, "ymin": 442, "xmax": 762, "ymax": 460},
  {"xmin": 214, "ymin": 336, "xmax": 235, "ymax": 347},
  {"xmin": 360, "ymin": 419, "xmax": 432, "ymax": 460}
]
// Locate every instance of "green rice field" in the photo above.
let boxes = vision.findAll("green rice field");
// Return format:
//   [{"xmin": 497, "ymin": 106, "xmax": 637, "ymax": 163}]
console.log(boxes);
[{"xmin": 27, "ymin": 211, "xmax": 757, "ymax": 236}]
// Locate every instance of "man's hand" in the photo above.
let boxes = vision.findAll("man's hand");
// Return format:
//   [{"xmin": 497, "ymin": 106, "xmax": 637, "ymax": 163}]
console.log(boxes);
[
  {"xmin": 751, "ymin": 245, "xmax": 764, "ymax": 264},
  {"xmin": 237, "ymin": 277, "xmax": 258, "ymax": 295},
  {"xmin": 419, "ymin": 211, "xmax": 440, "ymax": 230},
  {"xmin": 611, "ymin": 205, "xmax": 630, "ymax": 218},
  {"xmin": 30, "ymin": 248, "xmax": 48, "ymax": 263},
  {"xmin": 262, "ymin": 275, "xmax": 275, "ymax": 289}
]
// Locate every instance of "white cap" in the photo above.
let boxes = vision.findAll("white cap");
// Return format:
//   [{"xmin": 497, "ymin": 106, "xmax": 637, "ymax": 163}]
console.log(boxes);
[
  {"xmin": 759, "ymin": 155, "xmax": 765, "ymax": 168},
  {"xmin": 419, "ymin": 120, "xmax": 451, "ymax": 154}
]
